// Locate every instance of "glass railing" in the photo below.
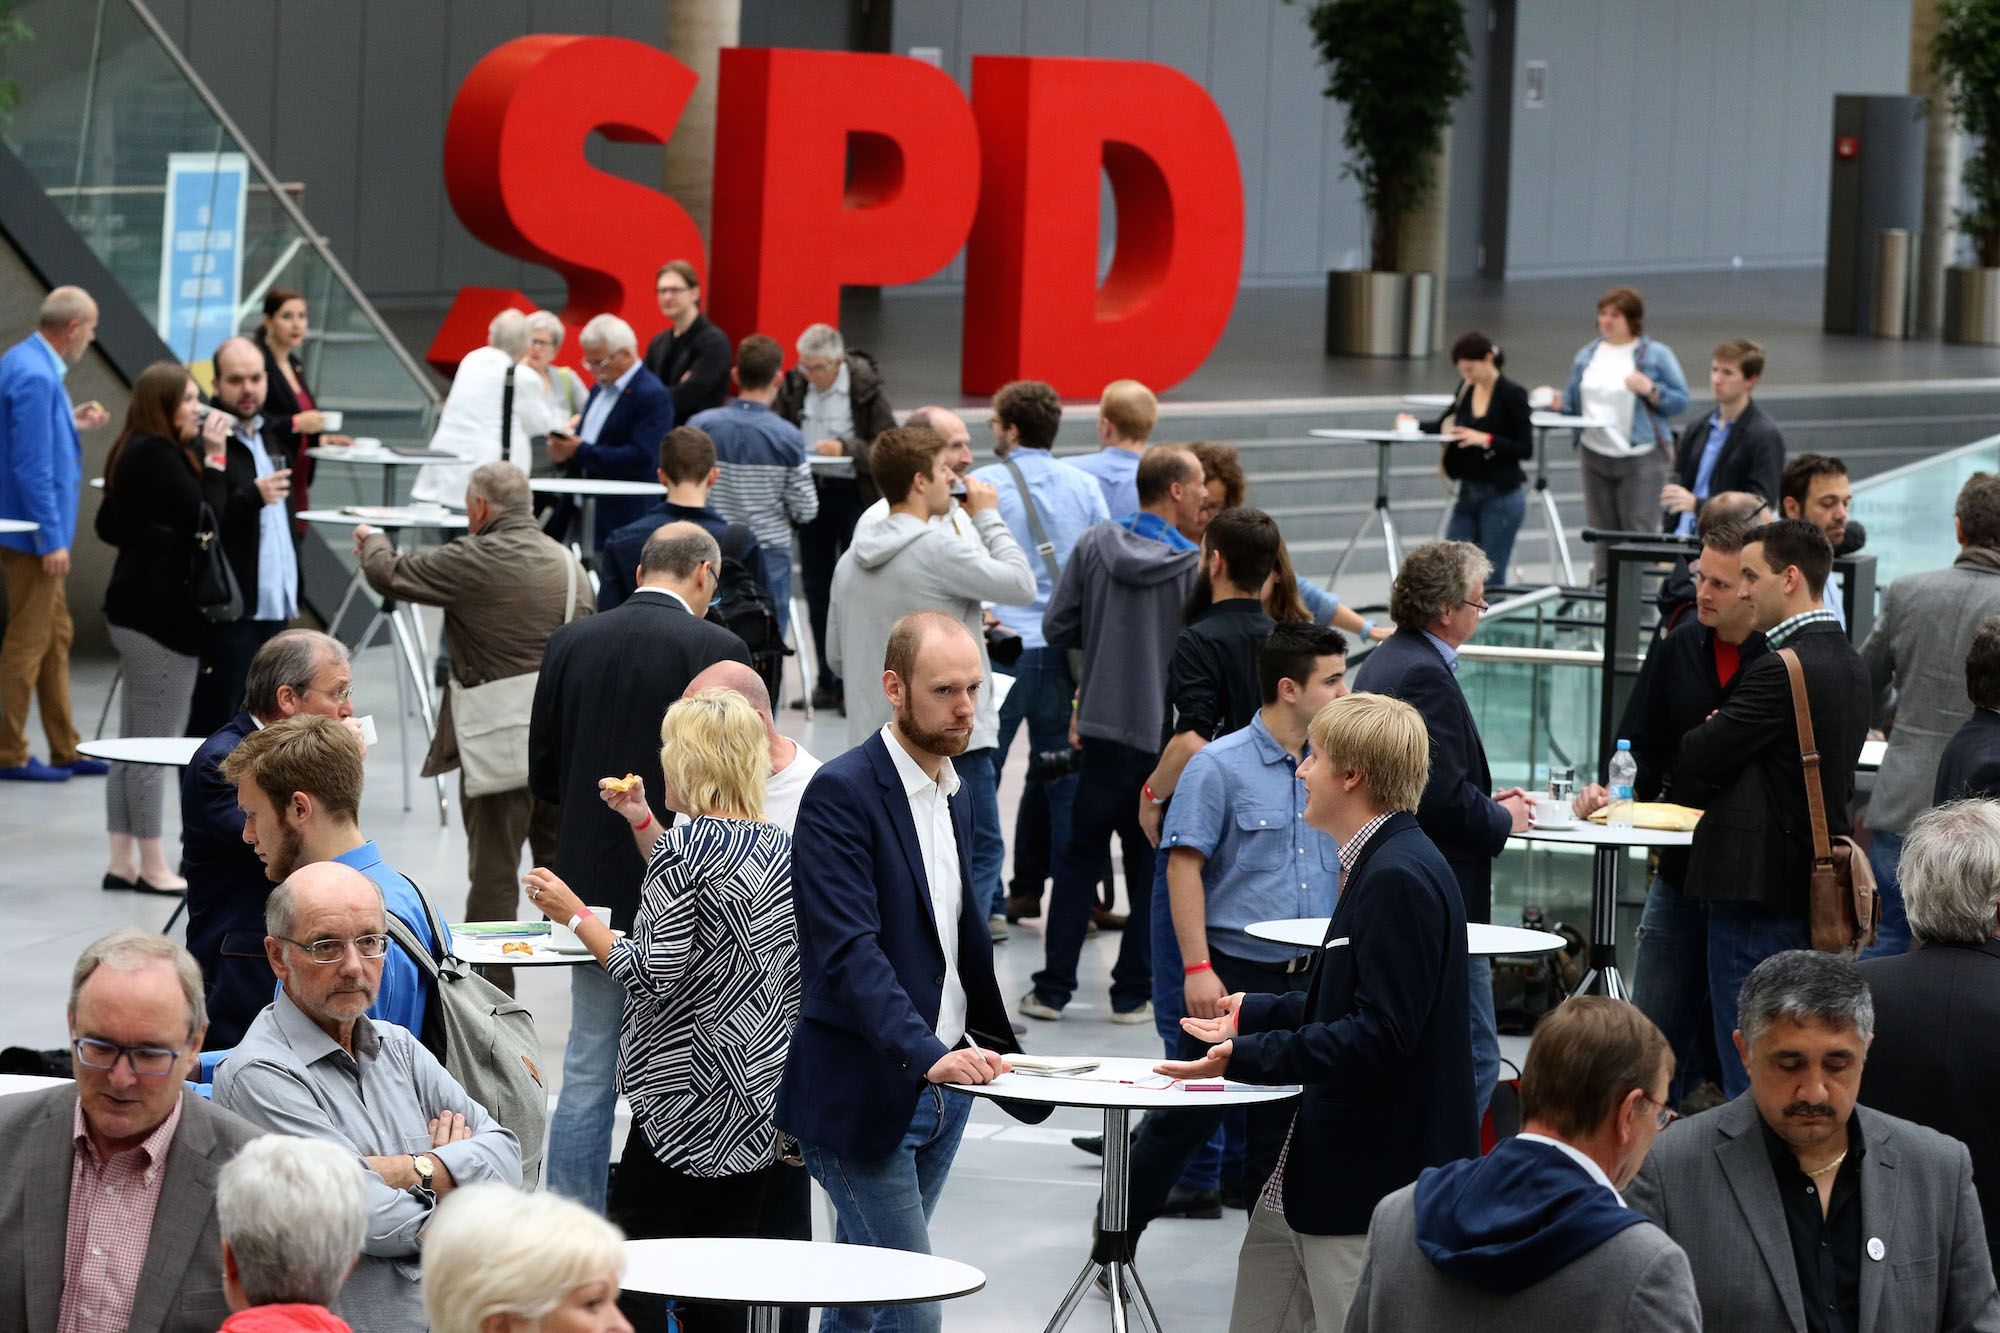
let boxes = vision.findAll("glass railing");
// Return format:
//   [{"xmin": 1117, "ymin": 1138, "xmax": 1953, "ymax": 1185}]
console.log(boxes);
[
  {"xmin": 0, "ymin": 0, "xmax": 437, "ymax": 458},
  {"xmin": 1850, "ymin": 432, "xmax": 2000, "ymax": 589}
]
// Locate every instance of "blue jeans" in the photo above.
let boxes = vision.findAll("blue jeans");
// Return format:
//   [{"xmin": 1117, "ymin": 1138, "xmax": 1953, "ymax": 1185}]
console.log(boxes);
[
  {"xmin": 1469, "ymin": 956, "xmax": 1499, "ymax": 1117},
  {"xmin": 1032, "ymin": 738, "xmax": 1156, "ymax": 1012},
  {"xmin": 955, "ymin": 748, "xmax": 1004, "ymax": 923},
  {"xmin": 801, "ymin": 1085, "xmax": 972, "ymax": 1333},
  {"xmin": 1632, "ymin": 871, "xmax": 1712, "ymax": 1105},
  {"xmin": 1861, "ymin": 829, "xmax": 1912, "ymax": 959},
  {"xmin": 1708, "ymin": 900, "xmax": 1813, "ymax": 1097},
  {"xmin": 1446, "ymin": 481, "xmax": 1528, "ymax": 582},
  {"xmin": 759, "ymin": 547, "xmax": 793, "ymax": 638},
  {"xmin": 994, "ymin": 648, "xmax": 1077, "ymax": 913},
  {"xmin": 546, "ymin": 963, "xmax": 628, "ymax": 1213}
]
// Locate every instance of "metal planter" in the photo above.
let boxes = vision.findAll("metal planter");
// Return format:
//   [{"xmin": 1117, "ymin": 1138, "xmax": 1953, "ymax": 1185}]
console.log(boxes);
[
  {"xmin": 1942, "ymin": 266, "xmax": 2000, "ymax": 345},
  {"xmin": 1324, "ymin": 269, "xmax": 1437, "ymax": 358}
]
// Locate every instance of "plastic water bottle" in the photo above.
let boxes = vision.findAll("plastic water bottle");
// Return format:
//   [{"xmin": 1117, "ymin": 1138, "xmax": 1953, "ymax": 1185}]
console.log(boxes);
[{"xmin": 1607, "ymin": 740, "xmax": 1637, "ymax": 831}]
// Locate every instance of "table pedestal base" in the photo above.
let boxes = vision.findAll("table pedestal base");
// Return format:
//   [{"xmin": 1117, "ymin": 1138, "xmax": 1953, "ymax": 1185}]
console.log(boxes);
[
  {"xmin": 747, "ymin": 1306, "xmax": 781, "ymax": 1333},
  {"xmin": 1045, "ymin": 1108, "xmax": 1164, "ymax": 1333},
  {"xmin": 1330, "ymin": 442, "xmax": 1403, "ymax": 584},
  {"xmin": 1574, "ymin": 844, "xmax": 1629, "ymax": 1000}
]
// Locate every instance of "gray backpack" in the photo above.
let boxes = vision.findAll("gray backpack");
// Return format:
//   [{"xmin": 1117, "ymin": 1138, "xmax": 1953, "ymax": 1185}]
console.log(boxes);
[{"xmin": 384, "ymin": 883, "xmax": 547, "ymax": 1185}]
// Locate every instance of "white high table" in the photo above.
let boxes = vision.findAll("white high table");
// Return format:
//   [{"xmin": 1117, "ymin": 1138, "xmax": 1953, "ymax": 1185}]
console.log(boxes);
[
  {"xmin": 1246, "ymin": 918, "xmax": 1567, "ymax": 955},
  {"xmin": 75, "ymin": 736, "xmax": 203, "ymax": 767},
  {"xmin": 0, "ymin": 1074, "xmax": 70, "ymax": 1097},
  {"xmin": 529, "ymin": 477, "xmax": 667, "ymax": 558},
  {"xmin": 1516, "ymin": 820, "xmax": 1696, "ymax": 999},
  {"xmin": 448, "ymin": 923, "xmax": 609, "ymax": 969},
  {"xmin": 307, "ymin": 443, "xmax": 469, "ymax": 509},
  {"xmin": 298, "ymin": 506, "xmax": 467, "ymax": 821},
  {"xmin": 950, "ymin": 1056, "xmax": 1299, "ymax": 1332},
  {"xmin": 0, "ymin": 518, "xmax": 38, "ymax": 534},
  {"xmin": 621, "ymin": 1237, "xmax": 984, "ymax": 1332}
]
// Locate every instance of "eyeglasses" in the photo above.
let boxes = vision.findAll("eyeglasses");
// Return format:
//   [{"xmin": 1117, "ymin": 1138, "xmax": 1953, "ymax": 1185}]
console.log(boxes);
[
  {"xmin": 298, "ymin": 680, "xmax": 352, "ymax": 704},
  {"xmin": 657, "ymin": 284, "xmax": 692, "ymax": 297},
  {"xmin": 73, "ymin": 1037, "xmax": 188, "ymax": 1078},
  {"xmin": 276, "ymin": 933, "xmax": 391, "ymax": 964},
  {"xmin": 1639, "ymin": 1092, "xmax": 1678, "ymax": 1131},
  {"xmin": 1463, "ymin": 599, "xmax": 1490, "ymax": 614}
]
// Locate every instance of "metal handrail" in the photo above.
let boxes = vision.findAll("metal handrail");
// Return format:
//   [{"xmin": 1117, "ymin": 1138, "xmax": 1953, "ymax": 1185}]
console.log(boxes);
[
  {"xmin": 1849, "ymin": 430, "xmax": 2000, "ymax": 492},
  {"xmin": 1485, "ymin": 585, "xmax": 1570, "ymax": 619},
  {"xmin": 110, "ymin": 0, "xmax": 440, "ymax": 412},
  {"xmin": 1454, "ymin": 644, "xmax": 1600, "ymax": 667}
]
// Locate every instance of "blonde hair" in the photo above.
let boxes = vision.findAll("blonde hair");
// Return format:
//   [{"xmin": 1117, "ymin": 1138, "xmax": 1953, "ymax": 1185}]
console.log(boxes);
[
  {"xmin": 660, "ymin": 688, "xmax": 768, "ymax": 820},
  {"xmin": 1099, "ymin": 379, "xmax": 1158, "ymax": 443},
  {"xmin": 422, "ymin": 1184, "xmax": 625, "ymax": 1333},
  {"xmin": 1307, "ymin": 693, "xmax": 1431, "ymax": 814}
]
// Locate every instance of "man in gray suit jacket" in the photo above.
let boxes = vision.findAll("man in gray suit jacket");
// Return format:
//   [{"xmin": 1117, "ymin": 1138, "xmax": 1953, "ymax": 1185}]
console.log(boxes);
[
  {"xmin": 1861, "ymin": 471, "xmax": 2000, "ymax": 958},
  {"xmin": 1629, "ymin": 950, "xmax": 2000, "ymax": 1333},
  {"xmin": 0, "ymin": 930, "xmax": 263, "ymax": 1333},
  {"xmin": 1346, "ymin": 996, "xmax": 1699, "ymax": 1332}
]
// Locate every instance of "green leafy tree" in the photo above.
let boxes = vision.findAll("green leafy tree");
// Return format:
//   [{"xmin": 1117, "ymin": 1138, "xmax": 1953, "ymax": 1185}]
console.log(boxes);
[
  {"xmin": 1933, "ymin": 0, "xmax": 2000, "ymax": 266},
  {"xmin": 1298, "ymin": 0, "xmax": 1472, "ymax": 271},
  {"xmin": 0, "ymin": 2, "xmax": 31, "ymax": 124}
]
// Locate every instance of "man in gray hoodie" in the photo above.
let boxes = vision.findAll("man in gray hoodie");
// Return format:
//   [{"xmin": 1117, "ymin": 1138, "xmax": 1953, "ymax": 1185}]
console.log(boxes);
[
  {"xmin": 828, "ymin": 425, "xmax": 1036, "ymax": 761},
  {"xmin": 1025, "ymin": 446, "xmax": 1207, "ymax": 1021}
]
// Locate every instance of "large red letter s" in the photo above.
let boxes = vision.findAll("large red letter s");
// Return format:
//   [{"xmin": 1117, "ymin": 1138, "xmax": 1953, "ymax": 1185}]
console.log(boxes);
[
  {"xmin": 962, "ymin": 57, "xmax": 1244, "ymax": 397},
  {"xmin": 708, "ymin": 49, "xmax": 979, "ymax": 365},
  {"xmin": 430, "ymin": 35, "xmax": 704, "ymax": 373}
]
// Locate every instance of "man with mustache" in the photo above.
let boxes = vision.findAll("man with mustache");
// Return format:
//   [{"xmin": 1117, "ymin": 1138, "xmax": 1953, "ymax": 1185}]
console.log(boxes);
[
  {"xmin": 1628, "ymin": 950, "xmax": 2000, "ymax": 1331},
  {"xmin": 214, "ymin": 861, "xmax": 521, "ymax": 1333}
]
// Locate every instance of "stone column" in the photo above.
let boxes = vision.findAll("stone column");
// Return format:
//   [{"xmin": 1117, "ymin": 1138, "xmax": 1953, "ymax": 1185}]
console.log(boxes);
[
  {"xmin": 662, "ymin": 0, "xmax": 741, "ymax": 248},
  {"xmin": 1909, "ymin": 0, "xmax": 1958, "ymax": 335}
]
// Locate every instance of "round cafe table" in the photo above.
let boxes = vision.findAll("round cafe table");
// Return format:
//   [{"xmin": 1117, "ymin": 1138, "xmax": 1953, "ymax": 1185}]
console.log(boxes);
[
  {"xmin": 0, "ymin": 1074, "xmax": 70, "ymax": 1097},
  {"xmin": 1516, "ymin": 820, "xmax": 1695, "ymax": 1000},
  {"xmin": 528, "ymin": 477, "xmax": 666, "ymax": 556},
  {"xmin": 1307, "ymin": 427, "xmax": 1455, "ymax": 581},
  {"xmin": 1246, "ymin": 918, "xmax": 1566, "ymax": 955},
  {"xmin": 447, "ymin": 923, "xmax": 618, "ymax": 969},
  {"xmin": 75, "ymin": 736, "xmax": 203, "ymax": 768},
  {"xmin": 950, "ymin": 1056, "xmax": 1299, "ymax": 1332},
  {"xmin": 308, "ymin": 442, "xmax": 470, "ymax": 508},
  {"xmin": 0, "ymin": 518, "xmax": 39, "ymax": 534},
  {"xmin": 620, "ymin": 1237, "xmax": 984, "ymax": 1333}
]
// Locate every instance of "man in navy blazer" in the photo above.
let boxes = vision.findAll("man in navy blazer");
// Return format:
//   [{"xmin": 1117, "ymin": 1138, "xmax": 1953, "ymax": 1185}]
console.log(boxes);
[
  {"xmin": 1163, "ymin": 691, "xmax": 1478, "ymax": 1330},
  {"xmin": 1353, "ymin": 541, "xmax": 1530, "ymax": 1119},
  {"xmin": 545, "ymin": 313, "xmax": 674, "ymax": 542},
  {"xmin": 778, "ymin": 612, "xmax": 1044, "ymax": 1333}
]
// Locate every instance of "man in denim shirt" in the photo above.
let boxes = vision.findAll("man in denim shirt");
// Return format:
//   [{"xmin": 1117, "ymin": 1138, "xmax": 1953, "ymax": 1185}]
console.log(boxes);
[{"xmin": 1113, "ymin": 622, "xmax": 1350, "ymax": 1255}]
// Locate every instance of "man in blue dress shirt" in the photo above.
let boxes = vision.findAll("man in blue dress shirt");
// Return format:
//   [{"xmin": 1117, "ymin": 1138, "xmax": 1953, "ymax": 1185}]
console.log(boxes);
[
  {"xmin": 219, "ymin": 712, "xmax": 441, "ymax": 1038},
  {"xmin": 1066, "ymin": 379, "xmax": 1156, "ymax": 522}
]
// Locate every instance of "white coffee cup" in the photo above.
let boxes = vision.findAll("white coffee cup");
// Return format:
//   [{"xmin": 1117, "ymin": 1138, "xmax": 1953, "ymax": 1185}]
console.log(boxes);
[
  {"xmin": 319, "ymin": 409, "xmax": 344, "ymax": 432},
  {"xmin": 355, "ymin": 714, "xmax": 379, "ymax": 748},
  {"xmin": 549, "ymin": 905, "xmax": 612, "ymax": 951},
  {"xmin": 1529, "ymin": 794, "xmax": 1576, "ymax": 828},
  {"xmin": 1528, "ymin": 385, "xmax": 1559, "ymax": 410}
]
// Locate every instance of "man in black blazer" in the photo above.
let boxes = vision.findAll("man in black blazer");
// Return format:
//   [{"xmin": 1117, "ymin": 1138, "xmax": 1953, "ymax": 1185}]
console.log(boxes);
[
  {"xmin": 545, "ymin": 314, "xmax": 676, "ymax": 544},
  {"xmin": 1353, "ymin": 540, "xmax": 1530, "ymax": 1117},
  {"xmin": 777, "ymin": 612, "xmax": 1043, "ymax": 1332},
  {"xmin": 1162, "ymin": 691, "xmax": 1477, "ymax": 1331},
  {"xmin": 529, "ymin": 521, "xmax": 749, "ymax": 1212},
  {"xmin": 1678, "ymin": 518, "xmax": 1869, "ymax": 1097},
  {"xmin": 1933, "ymin": 616, "xmax": 2000, "ymax": 804},
  {"xmin": 1856, "ymin": 799, "xmax": 2000, "ymax": 1282},
  {"xmin": 640, "ymin": 259, "xmax": 732, "ymax": 421},
  {"xmin": 1660, "ymin": 338, "xmax": 1785, "ymax": 536}
]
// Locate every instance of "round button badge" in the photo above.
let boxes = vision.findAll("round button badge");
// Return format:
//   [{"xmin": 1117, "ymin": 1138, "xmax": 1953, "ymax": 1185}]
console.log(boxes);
[{"xmin": 1867, "ymin": 1237, "xmax": 1886, "ymax": 1262}]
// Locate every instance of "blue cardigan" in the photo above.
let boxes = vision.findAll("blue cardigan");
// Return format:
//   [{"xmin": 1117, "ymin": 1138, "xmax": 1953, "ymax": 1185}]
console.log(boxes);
[
  {"xmin": 0, "ymin": 334, "xmax": 80, "ymax": 555},
  {"xmin": 1559, "ymin": 336, "xmax": 1689, "ymax": 447}
]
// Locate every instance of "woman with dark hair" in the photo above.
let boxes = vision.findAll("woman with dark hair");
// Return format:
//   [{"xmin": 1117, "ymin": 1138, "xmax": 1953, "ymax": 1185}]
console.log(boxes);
[
  {"xmin": 1408, "ymin": 330, "xmax": 1534, "ymax": 580},
  {"xmin": 254, "ymin": 286, "xmax": 351, "ymax": 517},
  {"xmin": 94, "ymin": 362, "xmax": 243, "ymax": 892}
]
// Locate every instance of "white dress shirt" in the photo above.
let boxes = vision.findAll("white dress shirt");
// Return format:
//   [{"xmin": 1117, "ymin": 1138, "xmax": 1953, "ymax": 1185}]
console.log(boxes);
[
  {"xmin": 1516, "ymin": 1132, "xmax": 1626, "ymax": 1206},
  {"xmin": 880, "ymin": 723, "xmax": 966, "ymax": 1046},
  {"xmin": 801, "ymin": 361, "xmax": 854, "ymax": 445}
]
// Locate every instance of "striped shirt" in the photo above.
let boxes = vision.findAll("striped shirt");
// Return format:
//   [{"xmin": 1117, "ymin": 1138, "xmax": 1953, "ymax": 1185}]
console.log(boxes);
[
  {"xmin": 607, "ymin": 816, "xmax": 800, "ymax": 1177},
  {"xmin": 697, "ymin": 400, "xmax": 820, "ymax": 551},
  {"xmin": 60, "ymin": 1096, "xmax": 181, "ymax": 1333}
]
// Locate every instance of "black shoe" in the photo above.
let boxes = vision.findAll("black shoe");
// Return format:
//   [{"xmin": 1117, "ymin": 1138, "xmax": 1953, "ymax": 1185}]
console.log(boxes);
[
  {"xmin": 1091, "ymin": 906, "xmax": 1127, "ymax": 931},
  {"xmin": 1219, "ymin": 1177, "xmax": 1248, "ymax": 1210},
  {"xmin": 1158, "ymin": 1185, "xmax": 1222, "ymax": 1219},
  {"xmin": 101, "ymin": 873, "xmax": 136, "ymax": 891},
  {"xmin": 811, "ymin": 687, "xmax": 844, "ymax": 714},
  {"xmin": 1006, "ymin": 894, "xmax": 1042, "ymax": 922}
]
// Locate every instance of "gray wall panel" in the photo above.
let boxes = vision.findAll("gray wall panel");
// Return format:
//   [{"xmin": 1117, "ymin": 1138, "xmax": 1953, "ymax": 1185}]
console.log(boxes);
[
  {"xmin": 356, "ymin": 0, "xmax": 448, "ymax": 297},
  {"xmin": 272, "ymin": 3, "xmax": 363, "ymax": 271}
]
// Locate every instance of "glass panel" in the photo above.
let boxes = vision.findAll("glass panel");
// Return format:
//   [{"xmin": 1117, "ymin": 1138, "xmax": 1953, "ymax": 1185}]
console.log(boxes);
[
  {"xmin": 0, "ymin": 0, "xmax": 436, "ymax": 454},
  {"xmin": 1851, "ymin": 434, "xmax": 2000, "ymax": 589}
]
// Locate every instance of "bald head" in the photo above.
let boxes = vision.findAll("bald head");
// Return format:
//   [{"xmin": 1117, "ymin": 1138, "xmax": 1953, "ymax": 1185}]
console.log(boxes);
[
  {"xmin": 212, "ymin": 336, "xmax": 269, "ymax": 418},
  {"xmin": 39, "ymin": 286, "xmax": 98, "ymax": 363},
  {"xmin": 266, "ymin": 861, "xmax": 383, "ymax": 940},
  {"xmin": 905, "ymin": 406, "xmax": 972, "ymax": 475},
  {"xmin": 685, "ymin": 660, "xmax": 772, "ymax": 721}
]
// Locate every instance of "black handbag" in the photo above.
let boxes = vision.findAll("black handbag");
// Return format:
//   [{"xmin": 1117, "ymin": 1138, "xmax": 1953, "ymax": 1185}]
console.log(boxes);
[{"xmin": 191, "ymin": 500, "xmax": 244, "ymax": 623}]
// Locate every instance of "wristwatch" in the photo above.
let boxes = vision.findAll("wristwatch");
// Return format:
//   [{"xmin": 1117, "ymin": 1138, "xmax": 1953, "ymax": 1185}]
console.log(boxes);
[{"xmin": 410, "ymin": 1152, "xmax": 436, "ymax": 1193}]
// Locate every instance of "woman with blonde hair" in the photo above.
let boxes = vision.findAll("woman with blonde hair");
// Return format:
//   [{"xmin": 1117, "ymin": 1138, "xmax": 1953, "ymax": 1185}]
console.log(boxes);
[
  {"xmin": 423, "ymin": 1183, "xmax": 631, "ymax": 1333},
  {"xmin": 524, "ymin": 688, "xmax": 798, "ymax": 1333}
]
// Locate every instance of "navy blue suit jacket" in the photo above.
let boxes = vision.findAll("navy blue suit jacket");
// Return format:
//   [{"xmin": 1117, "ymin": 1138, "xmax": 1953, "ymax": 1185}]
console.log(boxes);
[
  {"xmin": 180, "ymin": 712, "xmax": 275, "ymax": 1050},
  {"xmin": 567, "ymin": 365, "xmax": 675, "ymax": 537},
  {"xmin": 598, "ymin": 501, "xmax": 762, "ymax": 612},
  {"xmin": 1228, "ymin": 812, "xmax": 1478, "ymax": 1235},
  {"xmin": 1353, "ymin": 628, "xmax": 1510, "ymax": 922},
  {"xmin": 776, "ymin": 732, "xmax": 1045, "ymax": 1160}
]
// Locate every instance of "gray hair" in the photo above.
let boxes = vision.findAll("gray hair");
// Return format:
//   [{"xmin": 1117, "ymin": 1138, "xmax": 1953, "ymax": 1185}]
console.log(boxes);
[
  {"xmin": 423, "ymin": 1184, "xmax": 627, "ymax": 1333},
  {"xmin": 524, "ymin": 310, "xmax": 566, "ymax": 347},
  {"xmin": 1898, "ymin": 800, "xmax": 2000, "ymax": 944},
  {"xmin": 639, "ymin": 521, "xmax": 722, "ymax": 583},
  {"xmin": 578, "ymin": 313, "xmax": 637, "ymax": 355},
  {"xmin": 244, "ymin": 629, "xmax": 347, "ymax": 720},
  {"xmin": 266, "ymin": 864, "xmax": 385, "ymax": 940},
  {"xmin": 487, "ymin": 309, "xmax": 531, "ymax": 360},
  {"xmin": 1389, "ymin": 540, "xmax": 1492, "ymax": 631},
  {"xmin": 218, "ymin": 1136, "xmax": 369, "ymax": 1308},
  {"xmin": 39, "ymin": 285, "xmax": 95, "ymax": 331},
  {"xmin": 1737, "ymin": 950, "xmax": 1874, "ymax": 1049},
  {"xmin": 467, "ymin": 460, "xmax": 532, "ymax": 513},
  {"xmin": 796, "ymin": 322, "xmax": 844, "ymax": 362},
  {"xmin": 69, "ymin": 929, "xmax": 206, "ymax": 1038}
]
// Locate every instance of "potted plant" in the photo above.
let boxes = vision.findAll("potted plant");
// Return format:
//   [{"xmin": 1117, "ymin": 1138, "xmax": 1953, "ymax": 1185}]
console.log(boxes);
[
  {"xmin": 1933, "ymin": 0, "xmax": 2000, "ymax": 343},
  {"xmin": 1298, "ymin": 0, "xmax": 1470, "ymax": 357}
]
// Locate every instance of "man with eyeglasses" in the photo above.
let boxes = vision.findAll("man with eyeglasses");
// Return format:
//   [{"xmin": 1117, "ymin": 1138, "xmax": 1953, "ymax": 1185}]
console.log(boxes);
[
  {"xmin": 215, "ymin": 862, "xmax": 521, "ymax": 1333},
  {"xmin": 219, "ymin": 712, "xmax": 441, "ymax": 1042},
  {"xmin": 640, "ymin": 259, "xmax": 732, "ymax": 420},
  {"xmin": 1353, "ymin": 540, "xmax": 1533, "ymax": 1124},
  {"xmin": 183, "ymin": 629, "xmax": 369, "ymax": 1050},
  {"xmin": 545, "ymin": 313, "xmax": 674, "ymax": 551},
  {"xmin": 0, "ymin": 929, "xmax": 263, "ymax": 1333}
]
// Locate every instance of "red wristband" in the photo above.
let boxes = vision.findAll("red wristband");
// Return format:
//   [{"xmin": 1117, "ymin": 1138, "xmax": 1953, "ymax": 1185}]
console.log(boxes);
[
  {"xmin": 1184, "ymin": 960, "xmax": 1212, "ymax": 976},
  {"xmin": 633, "ymin": 811, "xmax": 653, "ymax": 832}
]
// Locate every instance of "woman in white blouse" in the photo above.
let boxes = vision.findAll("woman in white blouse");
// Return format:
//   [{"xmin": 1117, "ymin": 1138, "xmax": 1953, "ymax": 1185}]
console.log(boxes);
[
  {"xmin": 524, "ymin": 309, "xmax": 589, "ymax": 433},
  {"xmin": 411, "ymin": 308, "xmax": 551, "ymax": 505},
  {"xmin": 524, "ymin": 690, "xmax": 799, "ymax": 1333},
  {"xmin": 1539, "ymin": 286, "xmax": 1689, "ymax": 583}
]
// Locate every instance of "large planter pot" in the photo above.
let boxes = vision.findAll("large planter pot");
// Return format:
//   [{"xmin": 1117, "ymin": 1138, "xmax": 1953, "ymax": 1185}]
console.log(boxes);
[
  {"xmin": 1325, "ymin": 270, "xmax": 1437, "ymax": 358},
  {"xmin": 1943, "ymin": 266, "xmax": 2000, "ymax": 345}
]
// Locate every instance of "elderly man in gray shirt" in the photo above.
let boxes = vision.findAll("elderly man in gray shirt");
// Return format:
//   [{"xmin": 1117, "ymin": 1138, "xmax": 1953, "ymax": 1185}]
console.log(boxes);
[{"xmin": 214, "ymin": 861, "xmax": 521, "ymax": 1333}]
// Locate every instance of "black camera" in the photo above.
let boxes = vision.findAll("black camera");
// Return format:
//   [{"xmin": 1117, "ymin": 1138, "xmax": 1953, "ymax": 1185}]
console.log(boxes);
[{"xmin": 1027, "ymin": 748, "xmax": 1082, "ymax": 782}]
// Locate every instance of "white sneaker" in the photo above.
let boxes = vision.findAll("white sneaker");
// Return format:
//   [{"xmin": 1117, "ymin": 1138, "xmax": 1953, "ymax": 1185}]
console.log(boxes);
[
  {"xmin": 988, "ymin": 913, "xmax": 1010, "ymax": 942},
  {"xmin": 1019, "ymin": 990, "xmax": 1063, "ymax": 1021},
  {"xmin": 1108, "ymin": 1001, "xmax": 1153, "ymax": 1025}
]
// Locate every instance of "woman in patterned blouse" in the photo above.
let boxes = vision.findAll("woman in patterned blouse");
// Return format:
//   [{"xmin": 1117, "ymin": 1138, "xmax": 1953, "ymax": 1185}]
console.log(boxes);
[{"xmin": 525, "ymin": 689, "xmax": 799, "ymax": 1332}]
